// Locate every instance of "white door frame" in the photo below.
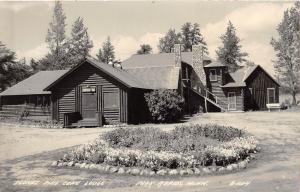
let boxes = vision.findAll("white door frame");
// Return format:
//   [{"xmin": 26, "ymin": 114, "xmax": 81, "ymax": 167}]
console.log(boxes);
[{"xmin": 228, "ymin": 92, "xmax": 236, "ymax": 110}]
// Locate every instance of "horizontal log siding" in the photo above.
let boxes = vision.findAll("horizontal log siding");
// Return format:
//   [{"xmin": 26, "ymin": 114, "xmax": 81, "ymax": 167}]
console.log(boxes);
[
  {"xmin": 51, "ymin": 62, "xmax": 128, "ymax": 124},
  {"xmin": 245, "ymin": 67, "xmax": 279, "ymax": 110},
  {"xmin": 102, "ymin": 86, "xmax": 120, "ymax": 123},
  {"xmin": 225, "ymin": 88, "xmax": 244, "ymax": 111},
  {"xmin": 56, "ymin": 89, "xmax": 75, "ymax": 122}
]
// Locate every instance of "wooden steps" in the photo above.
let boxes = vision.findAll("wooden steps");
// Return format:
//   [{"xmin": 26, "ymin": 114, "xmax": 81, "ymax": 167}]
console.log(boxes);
[{"xmin": 71, "ymin": 118, "xmax": 99, "ymax": 127}]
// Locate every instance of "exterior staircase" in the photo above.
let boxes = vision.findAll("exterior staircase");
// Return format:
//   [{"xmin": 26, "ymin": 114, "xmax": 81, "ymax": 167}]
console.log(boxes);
[{"xmin": 189, "ymin": 87, "xmax": 228, "ymax": 112}]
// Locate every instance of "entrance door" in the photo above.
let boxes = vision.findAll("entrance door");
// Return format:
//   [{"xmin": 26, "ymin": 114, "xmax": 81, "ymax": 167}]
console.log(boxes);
[
  {"xmin": 228, "ymin": 92, "xmax": 236, "ymax": 110},
  {"xmin": 81, "ymin": 86, "xmax": 97, "ymax": 119}
]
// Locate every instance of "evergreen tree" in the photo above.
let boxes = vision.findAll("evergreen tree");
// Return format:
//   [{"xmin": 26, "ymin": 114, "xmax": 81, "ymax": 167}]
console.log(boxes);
[
  {"xmin": 137, "ymin": 44, "xmax": 152, "ymax": 54},
  {"xmin": 216, "ymin": 21, "xmax": 248, "ymax": 72},
  {"xmin": 45, "ymin": 1, "xmax": 69, "ymax": 69},
  {"xmin": 68, "ymin": 17, "xmax": 93, "ymax": 66},
  {"xmin": 271, "ymin": 2, "xmax": 300, "ymax": 105},
  {"xmin": 191, "ymin": 23, "xmax": 208, "ymax": 54},
  {"xmin": 0, "ymin": 42, "xmax": 31, "ymax": 91},
  {"xmin": 96, "ymin": 36, "xmax": 115, "ymax": 64},
  {"xmin": 181, "ymin": 22, "xmax": 193, "ymax": 52},
  {"xmin": 158, "ymin": 29, "xmax": 181, "ymax": 53},
  {"xmin": 181, "ymin": 22, "xmax": 208, "ymax": 54}
]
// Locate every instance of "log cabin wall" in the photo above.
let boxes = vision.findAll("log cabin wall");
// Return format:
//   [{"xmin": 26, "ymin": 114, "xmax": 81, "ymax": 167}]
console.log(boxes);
[
  {"xmin": 245, "ymin": 67, "xmax": 279, "ymax": 110},
  {"xmin": 222, "ymin": 88, "xmax": 244, "ymax": 111},
  {"xmin": 51, "ymin": 61, "xmax": 129, "ymax": 124}
]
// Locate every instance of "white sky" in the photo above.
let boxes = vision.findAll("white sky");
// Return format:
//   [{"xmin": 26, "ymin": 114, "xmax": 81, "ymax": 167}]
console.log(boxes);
[{"xmin": 0, "ymin": 1, "xmax": 295, "ymax": 74}]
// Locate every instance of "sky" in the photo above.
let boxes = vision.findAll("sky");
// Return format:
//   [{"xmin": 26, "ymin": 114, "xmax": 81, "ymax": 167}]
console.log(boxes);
[{"xmin": 0, "ymin": 1, "xmax": 295, "ymax": 74}]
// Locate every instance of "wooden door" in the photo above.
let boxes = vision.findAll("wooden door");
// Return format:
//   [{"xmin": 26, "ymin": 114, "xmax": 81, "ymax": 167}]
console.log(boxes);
[
  {"xmin": 81, "ymin": 86, "xmax": 97, "ymax": 119},
  {"xmin": 228, "ymin": 92, "xmax": 236, "ymax": 110}
]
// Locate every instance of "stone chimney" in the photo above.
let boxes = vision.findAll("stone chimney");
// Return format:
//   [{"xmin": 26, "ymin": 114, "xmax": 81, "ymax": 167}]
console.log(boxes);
[
  {"xmin": 174, "ymin": 44, "xmax": 182, "ymax": 68},
  {"xmin": 192, "ymin": 44, "xmax": 206, "ymax": 87}
]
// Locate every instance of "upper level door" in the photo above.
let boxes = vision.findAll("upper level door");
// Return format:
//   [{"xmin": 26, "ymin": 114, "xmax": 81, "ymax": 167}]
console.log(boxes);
[
  {"xmin": 81, "ymin": 86, "xmax": 97, "ymax": 119},
  {"xmin": 228, "ymin": 92, "xmax": 236, "ymax": 110}
]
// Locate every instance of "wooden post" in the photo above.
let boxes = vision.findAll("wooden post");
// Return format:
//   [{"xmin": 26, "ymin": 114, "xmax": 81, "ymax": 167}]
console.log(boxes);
[{"xmin": 205, "ymin": 98, "xmax": 208, "ymax": 113}]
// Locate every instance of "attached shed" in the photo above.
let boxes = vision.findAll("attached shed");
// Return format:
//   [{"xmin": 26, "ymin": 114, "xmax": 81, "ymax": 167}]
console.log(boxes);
[{"xmin": 44, "ymin": 57, "xmax": 151, "ymax": 127}]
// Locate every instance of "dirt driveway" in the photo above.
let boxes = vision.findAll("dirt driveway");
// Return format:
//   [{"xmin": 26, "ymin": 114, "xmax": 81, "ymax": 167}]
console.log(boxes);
[{"xmin": 0, "ymin": 110, "xmax": 300, "ymax": 192}]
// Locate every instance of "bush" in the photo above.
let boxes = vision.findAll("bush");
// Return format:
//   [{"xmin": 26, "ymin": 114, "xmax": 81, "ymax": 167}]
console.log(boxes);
[{"xmin": 144, "ymin": 89, "xmax": 184, "ymax": 123}]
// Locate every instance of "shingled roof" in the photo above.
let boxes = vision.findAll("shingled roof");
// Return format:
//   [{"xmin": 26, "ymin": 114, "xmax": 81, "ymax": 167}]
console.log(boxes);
[
  {"xmin": 125, "ymin": 67, "xmax": 180, "ymax": 89},
  {"xmin": 45, "ymin": 57, "xmax": 149, "ymax": 90},
  {"xmin": 221, "ymin": 65, "xmax": 279, "ymax": 88},
  {"xmin": 120, "ymin": 52, "xmax": 211, "ymax": 89},
  {"xmin": 121, "ymin": 52, "xmax": 211, "ymax": 68},
  {"xmin": 0, "ymin": 70, "xmax": 68, "ymax": 96}
]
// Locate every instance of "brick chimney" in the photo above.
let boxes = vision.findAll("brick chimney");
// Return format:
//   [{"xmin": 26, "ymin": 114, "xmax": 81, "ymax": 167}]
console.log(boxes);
[
  {"xmin": 174, "ymin": 44, "xmax": 181, "ymax": 68},
  {"xmin": 192, "ymin": 44, "xmax": 206, "ymax": 87}
]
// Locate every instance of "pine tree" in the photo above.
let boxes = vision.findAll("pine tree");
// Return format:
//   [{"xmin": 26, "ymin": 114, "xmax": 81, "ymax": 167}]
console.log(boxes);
[
  {"xmin": 45, "ymin": 1, "xmax": 69, "ymax": 69},
  {"xmin": 68, "ymin": 17, "xmax": 93, "ymax": 66},
  {"xmin": 181, "ymin": 22, "xmax": 193, "ymax": 52},
  {"xmin": 0, "ymin": 42, "xmax": 31, "ymax": 91},
  {"xmin": 97, "ymin": 36, "xmax": 115, "ymax": 64},
  {"xmin": 216, "ymin": 21, "xmax": 248, "ymax": 73},
  {"xmin": 271, "ymin": 2, "xmax": 300, "ymax": 105},
  {"xmin": 137, "ymin": 44, "xmax": 152, "ymax": 54},
  {"xmin": 191, "ymin": 23, "xmax": 208, "ymax": 55},
  {"xmin": 180, "ymin": 22, "xmax": 208, "ymax": 54},
  {"xmin": 158, "ymin": 29, "xmax": 181, "ymax": 53}
]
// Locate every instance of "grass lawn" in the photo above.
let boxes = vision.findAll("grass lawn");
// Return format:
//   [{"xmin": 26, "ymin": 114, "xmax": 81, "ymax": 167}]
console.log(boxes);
[{"xmin": 0, "ymin": 108, "xmax": 300, "ymax": 192}]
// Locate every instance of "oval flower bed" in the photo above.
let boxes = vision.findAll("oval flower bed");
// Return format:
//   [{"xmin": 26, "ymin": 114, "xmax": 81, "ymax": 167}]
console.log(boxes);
[{"xmin": 53, "ymin": 124, "xmax": 259, "ymax": 176}]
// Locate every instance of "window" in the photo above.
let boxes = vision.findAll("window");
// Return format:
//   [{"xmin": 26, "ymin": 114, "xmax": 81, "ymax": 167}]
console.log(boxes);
[
  {"xmin": 103, "ymin": 92, "xmax": 119, "ymax": 108},
  {"xmin": 267, "ymin": 88, "xmax": 275, "ymax": 104},
  {"xmin": 209, "ymin": 69, "xmax": 217, "ymax": 81},
  {"xmin": 228, "ymin": 92, "xmax": 236, "ymax": 110}
]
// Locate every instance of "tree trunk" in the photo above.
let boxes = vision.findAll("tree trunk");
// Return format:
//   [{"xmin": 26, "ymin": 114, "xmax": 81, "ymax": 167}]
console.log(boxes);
[{"xmin": 292, "ymin": 91, "xmax": 297, "ymax": 106}]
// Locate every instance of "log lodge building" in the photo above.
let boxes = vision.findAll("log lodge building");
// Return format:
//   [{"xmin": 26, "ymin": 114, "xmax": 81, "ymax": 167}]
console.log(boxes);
[{"xmin": 0, "ymin": 44, "xmax": 280, "ymax": 127}]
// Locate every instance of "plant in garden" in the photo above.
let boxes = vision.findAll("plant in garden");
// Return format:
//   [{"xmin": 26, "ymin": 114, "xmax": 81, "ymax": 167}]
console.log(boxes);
[{"xmin": 144, "ymin": 89, "xmax": 184, "ymax": 123}]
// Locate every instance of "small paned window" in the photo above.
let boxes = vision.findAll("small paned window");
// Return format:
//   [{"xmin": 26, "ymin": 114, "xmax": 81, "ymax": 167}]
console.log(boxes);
[
  {"xmin": 209, "ymin": 69, "xmax": 217, "ymax": 81},
  {"xmin": 103, "ymin": 92, "xmax": 119, "ymax": 108}
]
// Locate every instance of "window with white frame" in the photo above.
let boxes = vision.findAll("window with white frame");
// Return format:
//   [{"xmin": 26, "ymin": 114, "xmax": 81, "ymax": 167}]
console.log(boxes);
[
  {"xmin": 209, "ymin": 69, "xmax": 217, "ymax": 81},
  {"xmin": 267, "ymin": 88, "xmax": 275, "ymax": 104}
]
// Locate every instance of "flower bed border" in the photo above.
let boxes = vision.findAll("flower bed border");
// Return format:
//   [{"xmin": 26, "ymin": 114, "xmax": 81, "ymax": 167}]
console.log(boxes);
[{"xmin": 50, "ymin": 152, "xmax": 258, "ymax": 177}]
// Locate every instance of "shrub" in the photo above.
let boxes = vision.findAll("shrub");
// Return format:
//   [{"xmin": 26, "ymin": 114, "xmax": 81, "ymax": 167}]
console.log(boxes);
[{"xmin": 144, "ymin": 89, "xmax": 184, "ymax": 123}]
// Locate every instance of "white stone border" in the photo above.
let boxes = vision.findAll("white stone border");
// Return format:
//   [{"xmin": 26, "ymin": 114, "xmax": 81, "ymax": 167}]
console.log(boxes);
[{"xmin": 50, "ymin": 154, "xmax": 256, "ymax": 177}]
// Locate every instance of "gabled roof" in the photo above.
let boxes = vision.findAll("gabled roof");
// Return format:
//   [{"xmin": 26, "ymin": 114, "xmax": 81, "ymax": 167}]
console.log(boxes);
[
  {"xmin": 45, "ymin": 57, "xmax": 149, "ymax": 90},
  {"xmin": 121, "ymin": 52, "xmax": 211, "ymax": 69},
  {"xmin": 221, "ymin": 65, "xmax": 280, "ymax": 88},
  {"xmin": 204, "ymin": 61, "xmax": 226, "ymax": 68},
  {"xmin": 120, "ymin": 52, "xmax": 211, "ymax": 89},
  {"xmin": 0, "ymin": 70, "xmax": 68, "ymax": 96},
  {"xmin": 125, "ymin": 67, "xmax": 180, "ymax": 89}
]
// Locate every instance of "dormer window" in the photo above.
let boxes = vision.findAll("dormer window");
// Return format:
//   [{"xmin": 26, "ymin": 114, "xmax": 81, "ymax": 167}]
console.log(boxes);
[{"xmin": 209, "ymin": 69, "xmax": 217, "ymax": 81}]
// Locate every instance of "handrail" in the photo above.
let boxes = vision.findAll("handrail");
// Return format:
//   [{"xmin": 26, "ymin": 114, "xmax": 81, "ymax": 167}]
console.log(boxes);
[{"xmin": 203, "ymin": 89, "xmax": 227, "ymax": 107}]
